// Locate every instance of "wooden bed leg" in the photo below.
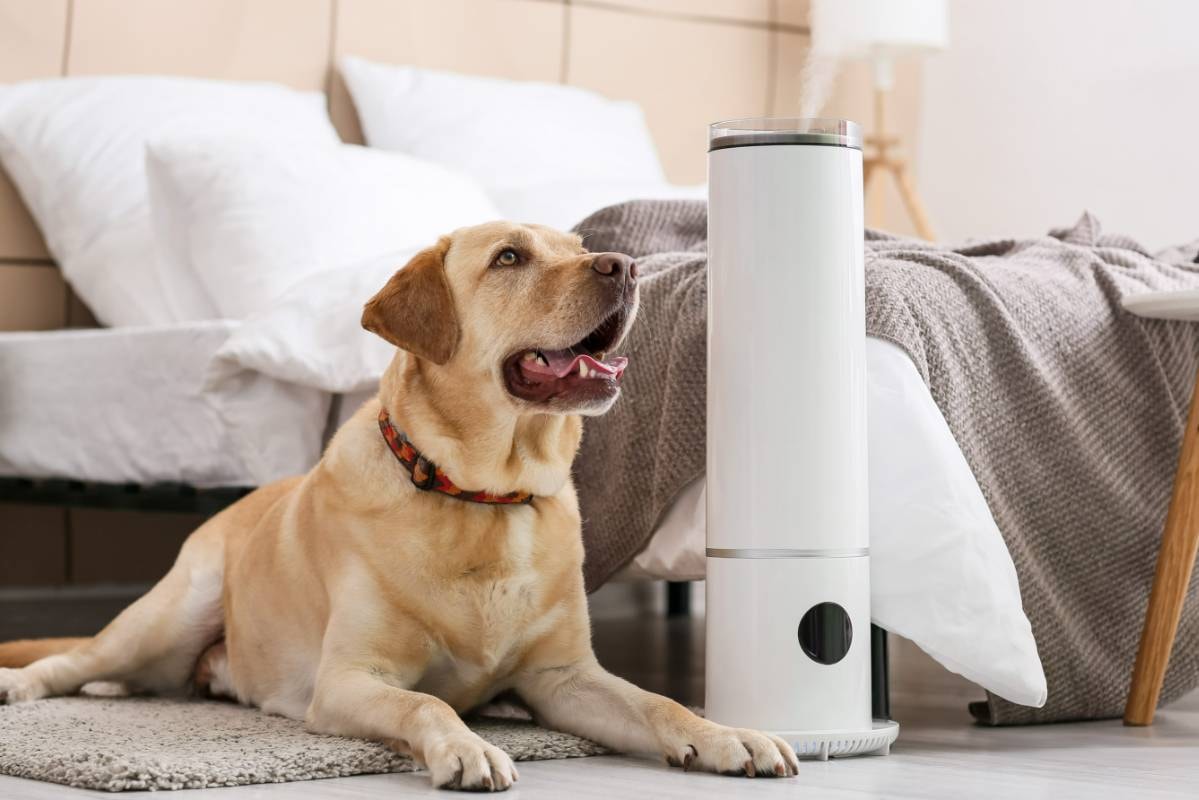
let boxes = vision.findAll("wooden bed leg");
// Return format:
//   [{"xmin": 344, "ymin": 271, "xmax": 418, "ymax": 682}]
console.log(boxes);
[{"xmin": 1125, "ymin": 368, "xmax": 1199, "ymax": 726}]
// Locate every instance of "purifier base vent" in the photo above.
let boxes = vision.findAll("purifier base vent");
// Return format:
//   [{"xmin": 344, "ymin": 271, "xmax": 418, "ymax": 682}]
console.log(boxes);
[{"xmin": 778, "ymin": 719, "xmax": 899, "ymax": 761}]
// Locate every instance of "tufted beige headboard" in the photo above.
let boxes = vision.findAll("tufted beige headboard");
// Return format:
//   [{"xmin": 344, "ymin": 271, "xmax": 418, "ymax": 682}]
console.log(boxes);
[{"xmin": 0, "ymin": 0, "xmax": 921, "ymax": 332}]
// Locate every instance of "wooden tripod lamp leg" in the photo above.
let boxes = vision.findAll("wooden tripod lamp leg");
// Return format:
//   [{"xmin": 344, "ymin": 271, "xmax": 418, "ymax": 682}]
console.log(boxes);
[
  {"xmin": 894, "ymin": 163, "xmax": 936, "ymax": 242},
  {"xmin": 863, "ymin": 158, "xmax": 886, "ymax": 229},
  {"xmin": 1125, "ymin": 368, "xmax": 1199, "ymax": 726},
  {"xmin": 864, "ymin": 84, "xmax": 936, "ymax": 241}
]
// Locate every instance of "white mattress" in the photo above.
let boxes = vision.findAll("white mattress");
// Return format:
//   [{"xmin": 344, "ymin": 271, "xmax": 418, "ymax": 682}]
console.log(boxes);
[{"xmin": 0, "ymin": 321, "xmax": 329, "ymax": 488}]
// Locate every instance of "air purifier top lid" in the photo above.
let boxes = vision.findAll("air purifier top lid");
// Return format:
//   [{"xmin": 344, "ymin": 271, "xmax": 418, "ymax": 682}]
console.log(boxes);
[{"xmin": 709, "ymin": 117, "xmax": 862, "ymax": 152}]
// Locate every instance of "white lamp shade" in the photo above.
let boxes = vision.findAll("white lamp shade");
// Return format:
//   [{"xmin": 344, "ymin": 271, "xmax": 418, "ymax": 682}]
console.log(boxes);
[{"xmin": 812, "ymin": 0, "xmax": 949, "ymax": 59}]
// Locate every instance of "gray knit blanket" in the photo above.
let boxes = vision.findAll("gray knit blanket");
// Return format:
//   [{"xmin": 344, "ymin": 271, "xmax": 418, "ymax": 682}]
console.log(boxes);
[{"xmin": 573, "ymin": 200, "xmax": 1199, "ymax": 725}]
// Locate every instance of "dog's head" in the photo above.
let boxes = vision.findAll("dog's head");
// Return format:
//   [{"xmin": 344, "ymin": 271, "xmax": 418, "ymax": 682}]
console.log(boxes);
[{"xmin": 362, "ymin": 221, "xmax": 639, "ymax": 416}]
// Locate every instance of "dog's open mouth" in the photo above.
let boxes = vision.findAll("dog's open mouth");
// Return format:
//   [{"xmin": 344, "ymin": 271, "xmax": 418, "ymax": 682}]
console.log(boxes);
[{"xmin": 502, "ymin": 304, "xmax": 631, "ymax": 406}]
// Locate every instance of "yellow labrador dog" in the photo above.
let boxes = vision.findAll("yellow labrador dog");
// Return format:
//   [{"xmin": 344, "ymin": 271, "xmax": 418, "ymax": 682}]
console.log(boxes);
[{"xmin": 0, "ymin": 222, "xmax": 798, "ymax": 791}]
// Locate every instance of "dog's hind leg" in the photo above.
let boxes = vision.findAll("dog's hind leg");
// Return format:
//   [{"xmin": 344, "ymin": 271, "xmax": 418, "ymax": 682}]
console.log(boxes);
[
  {"xmin": 0, "ymin": 521, "xmax": 226, "ymax": 704},
  {"xmin": 192, "ymin": 640, "xmax": 236, "ymax": 700}
]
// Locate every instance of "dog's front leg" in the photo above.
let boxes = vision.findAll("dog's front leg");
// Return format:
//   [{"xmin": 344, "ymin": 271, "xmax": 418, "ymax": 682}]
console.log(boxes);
[
  {"xmin": 516, "ymin": 658, "xmax": 798, "ymax": 778},
  {"xmin": 307, "ymin": 664, "xmax": 518, "ymax": 791}
]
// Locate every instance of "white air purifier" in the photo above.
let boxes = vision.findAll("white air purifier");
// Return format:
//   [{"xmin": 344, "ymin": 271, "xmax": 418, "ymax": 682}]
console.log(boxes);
[{"xmin": 705, "ymin": 118, "xmax": 898, "ymax": 760}]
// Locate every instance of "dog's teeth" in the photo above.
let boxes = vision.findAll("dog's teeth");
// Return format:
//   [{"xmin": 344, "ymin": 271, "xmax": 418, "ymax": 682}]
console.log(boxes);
[
  {"xmin": 522, "ymin": 351, "xmax": 537, "ymax": 362},
  {"xmin": 596, "ymin": 351, "xmax": 607, "ymax": 361},
  {"xmin": 536, "ymin": 354, "xmax": 548, "ymax": 366},
  {"xmin": 579, "ymin": 362, "xmax": 590, "ymax": 378}
]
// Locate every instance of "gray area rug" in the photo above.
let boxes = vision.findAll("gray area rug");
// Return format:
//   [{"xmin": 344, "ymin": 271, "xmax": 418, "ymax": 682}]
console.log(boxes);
[{"xmin": 0, "ymin": 696, "xmax": 608, "ymax": 791}]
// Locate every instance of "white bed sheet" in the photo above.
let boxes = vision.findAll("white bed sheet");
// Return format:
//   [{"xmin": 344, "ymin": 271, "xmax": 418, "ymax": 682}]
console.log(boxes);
[{"xmin": 0, "ymin": 321, "xmax": 329, "ymax": 488}]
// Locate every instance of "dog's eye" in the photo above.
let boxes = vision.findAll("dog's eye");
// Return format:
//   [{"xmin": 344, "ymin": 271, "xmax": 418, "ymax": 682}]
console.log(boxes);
[{"xmin": 494, "ymin": 249, "xmax": 520, "ymax": 268}]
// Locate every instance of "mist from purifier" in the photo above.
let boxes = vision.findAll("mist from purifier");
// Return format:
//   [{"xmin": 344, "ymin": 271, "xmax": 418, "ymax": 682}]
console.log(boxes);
[{"xmin": 798, "ymin": 52, "xmax": 839, "ymax": 120}]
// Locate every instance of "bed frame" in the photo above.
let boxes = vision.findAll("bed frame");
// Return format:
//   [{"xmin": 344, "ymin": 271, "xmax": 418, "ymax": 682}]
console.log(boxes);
[
  {"xmin": 0, "ymin": 0, "xmax": 897, "ymax": 719},
  {"xmin": 0, "ymin": 478, "xmax": 252, "ymax": 516}
]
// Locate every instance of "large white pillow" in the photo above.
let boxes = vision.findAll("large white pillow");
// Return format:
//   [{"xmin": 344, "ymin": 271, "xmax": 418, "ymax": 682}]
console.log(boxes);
[
  {"xmin": 0, "ymin": 76, "xmax": 338, "ymax": 326},
  {"xmin": 339, "ymin": 56, "xmax": 666, "ymax": 193},
  {"xmin": 209, "ymin": 251, "xmax": 409, "ymax": 394},
  {"xmin": 146, "ymin": 138, "xmax": 500, "ymax": 319}
]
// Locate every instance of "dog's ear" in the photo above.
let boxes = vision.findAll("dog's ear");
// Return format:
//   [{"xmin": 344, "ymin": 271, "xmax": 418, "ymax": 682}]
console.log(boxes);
[{"xmin": 361, "ymin": 238, "xmax": 459, "ymax": 365}]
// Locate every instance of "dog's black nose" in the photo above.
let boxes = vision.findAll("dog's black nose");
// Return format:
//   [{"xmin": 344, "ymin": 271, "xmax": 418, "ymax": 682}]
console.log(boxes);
[{"xmin": 592, "ymin": 253, "xmax": 637, "ymax": 281}]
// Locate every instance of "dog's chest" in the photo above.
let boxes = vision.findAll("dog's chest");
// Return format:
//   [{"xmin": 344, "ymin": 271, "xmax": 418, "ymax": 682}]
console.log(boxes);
[
  {"xmin": 416, "ymin": 570, "xmax": 559, "ymax": 707},
  {"xmin": 415, "ymin": 511, "xmax": 566, "ymax": 703}
]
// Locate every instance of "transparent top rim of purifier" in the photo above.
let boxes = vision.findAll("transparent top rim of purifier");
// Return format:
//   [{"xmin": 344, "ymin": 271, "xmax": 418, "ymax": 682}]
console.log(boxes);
[{"xmin": 709, "ymin": 118, "xmax": 863, "ymax": 151}]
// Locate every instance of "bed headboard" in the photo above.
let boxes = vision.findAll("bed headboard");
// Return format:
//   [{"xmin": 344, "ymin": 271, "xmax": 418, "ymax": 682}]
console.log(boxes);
[{"xmin": 0, "ymin": 0, "xmax": 921, "ymax": 332}]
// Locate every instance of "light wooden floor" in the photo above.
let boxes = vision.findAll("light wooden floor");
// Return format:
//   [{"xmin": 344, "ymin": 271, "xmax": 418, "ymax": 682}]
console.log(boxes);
[{"xmin": 1, "ymin": 614, "xmax": 1197, "ymax": 799}]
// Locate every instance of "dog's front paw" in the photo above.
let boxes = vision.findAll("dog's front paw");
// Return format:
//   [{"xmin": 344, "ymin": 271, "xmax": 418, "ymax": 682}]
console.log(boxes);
[
  {"xmin": 425, "ymin": 733, "xmax": 519, "ymax": 792},
  {"xmin": 664, "ymin": 723, "xmax": 799, "ymax": 778},
  {"xmin": 0, "ymin": 667, "xmax": 46, "ymax": 704}
]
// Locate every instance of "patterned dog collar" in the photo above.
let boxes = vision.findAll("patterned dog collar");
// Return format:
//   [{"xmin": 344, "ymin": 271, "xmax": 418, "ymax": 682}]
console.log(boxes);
[{"xmin": 378, "ymin": 408, "xmax": 534, "ymax": 505}]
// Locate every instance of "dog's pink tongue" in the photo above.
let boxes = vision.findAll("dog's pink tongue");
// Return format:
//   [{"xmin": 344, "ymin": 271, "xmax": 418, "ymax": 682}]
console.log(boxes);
[
  {"xmin": 521, "ymin": 350, "xmax": 628, "ymax": 379},
  {"xmin": 544, "ymin": 350, "xmax": 581, "ymax": 378}
]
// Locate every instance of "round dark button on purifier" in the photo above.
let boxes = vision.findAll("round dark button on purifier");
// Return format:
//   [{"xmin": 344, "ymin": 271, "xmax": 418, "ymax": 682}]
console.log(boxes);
[{"xmin": 797, "ymin": 602, "xmax": 853, "ymax": 665}]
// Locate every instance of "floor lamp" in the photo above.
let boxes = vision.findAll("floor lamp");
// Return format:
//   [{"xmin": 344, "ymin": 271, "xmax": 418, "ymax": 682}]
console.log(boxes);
[{"xmin": 812, "ymin": 0, "xmax": 948, "ymax": 240}]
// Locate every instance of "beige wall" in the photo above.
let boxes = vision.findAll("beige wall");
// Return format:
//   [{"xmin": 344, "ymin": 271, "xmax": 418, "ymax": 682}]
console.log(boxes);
[
  {"xmin": 813, "ymin": 58, "xmax": 925, "ymax": 238},
  {"xmin": 918, "ymin": 0, "xmax": 1199, "ymax": 248}
]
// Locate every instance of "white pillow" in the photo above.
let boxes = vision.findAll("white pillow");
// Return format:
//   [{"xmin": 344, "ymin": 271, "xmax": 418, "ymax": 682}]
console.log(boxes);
[
  {"xmin": 339, "ymin": 56, "xmax": 666, "ymax": 193},
  {"xmin": 210, "ymin": 251, "xmax": 408, "ymax": 394},
  {"xmin": 146, "ymin": 138, "xmax": 500, "ymax": 319},
  {"xmin": 0, "ymin": 76, "xmax": 338, "ymax": 326}
]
